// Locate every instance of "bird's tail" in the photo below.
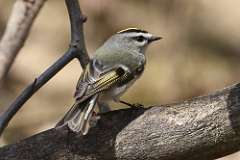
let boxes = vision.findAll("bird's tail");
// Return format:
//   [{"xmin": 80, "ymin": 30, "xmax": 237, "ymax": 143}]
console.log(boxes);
[{"xmin": 56, "ymin": 95, "xmax": 98, "ymax": 135}]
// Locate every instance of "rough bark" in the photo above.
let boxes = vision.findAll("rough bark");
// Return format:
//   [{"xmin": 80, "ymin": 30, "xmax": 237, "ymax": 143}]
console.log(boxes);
[
  {"xmin": 0, "ymin": 0, "xmax": 46, "ymax": 84},
  {"xmin": 1, "ymin": 83, "xmax": 240, "ymax": 160}
]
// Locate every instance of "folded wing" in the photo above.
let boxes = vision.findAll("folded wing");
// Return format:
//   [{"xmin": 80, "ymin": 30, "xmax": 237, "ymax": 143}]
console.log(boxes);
[{"xmin": 74, "ymin": 59, "xmax": 134, "ymax": 103}]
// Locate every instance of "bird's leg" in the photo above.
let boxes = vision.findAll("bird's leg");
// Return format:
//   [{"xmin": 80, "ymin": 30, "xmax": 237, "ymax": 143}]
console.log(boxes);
[{"xmin": 119, "ymin": 100, "xmax": 144, "ymax": 108}]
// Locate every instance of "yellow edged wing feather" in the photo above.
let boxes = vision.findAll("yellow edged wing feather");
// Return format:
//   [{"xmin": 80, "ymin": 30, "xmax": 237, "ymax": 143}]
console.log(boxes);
[{"xmin": 74, "ymin": 60, "xmax": 130, "ymax": 102}]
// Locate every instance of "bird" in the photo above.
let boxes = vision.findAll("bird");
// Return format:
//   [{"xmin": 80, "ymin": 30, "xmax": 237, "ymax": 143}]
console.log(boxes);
[{"xmin": 56, "ymin": 28, "xmax": 161, "ymax": 135}]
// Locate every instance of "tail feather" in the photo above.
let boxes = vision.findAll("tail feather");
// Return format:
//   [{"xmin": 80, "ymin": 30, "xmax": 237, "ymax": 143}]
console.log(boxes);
[{"xmin": 56, "ymin": 95, "xmax": 98, "ymax": 135}]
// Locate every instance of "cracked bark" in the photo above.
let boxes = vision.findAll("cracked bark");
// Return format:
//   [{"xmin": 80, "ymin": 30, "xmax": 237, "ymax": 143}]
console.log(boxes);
[{"xmin": 0, "ymin": 83, "xmax": 240, "ymax": 160}]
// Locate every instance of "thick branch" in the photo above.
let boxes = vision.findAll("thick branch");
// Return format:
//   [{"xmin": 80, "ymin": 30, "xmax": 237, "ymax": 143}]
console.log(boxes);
[
  {"xmin": 1, "ymin": 83, "xmax": 240, "ymax": 160},
  {"xmin": 0, "ymin": 0, "xmax": 46, "ymax": 84},
  {"xmin": 0, "ymin": 0, "xmax": 89, "ymax": 136}
]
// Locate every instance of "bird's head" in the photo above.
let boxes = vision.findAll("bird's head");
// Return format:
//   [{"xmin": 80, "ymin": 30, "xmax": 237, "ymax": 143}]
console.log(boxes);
[{"xmin": 104, "ymin": 28, "xmax": 162, "ymax": 54}]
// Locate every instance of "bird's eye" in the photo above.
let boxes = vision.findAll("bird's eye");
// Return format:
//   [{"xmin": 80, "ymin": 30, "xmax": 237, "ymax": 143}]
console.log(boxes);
[{"xmin": 135, "ymin": 36, "xmax": 145, "ymax": 42}]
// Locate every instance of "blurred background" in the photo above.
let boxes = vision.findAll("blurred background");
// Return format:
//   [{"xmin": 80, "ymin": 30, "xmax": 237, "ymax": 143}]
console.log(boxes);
[{"xmin": 0, "ymin": 0, "xmax": 240, "ymax": 159}]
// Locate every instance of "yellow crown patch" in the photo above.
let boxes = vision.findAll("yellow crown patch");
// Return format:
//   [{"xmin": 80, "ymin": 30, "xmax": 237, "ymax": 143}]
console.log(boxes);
[{"xmin": 117, "ymin": 28, "xmax": 148, "ymax": 34}]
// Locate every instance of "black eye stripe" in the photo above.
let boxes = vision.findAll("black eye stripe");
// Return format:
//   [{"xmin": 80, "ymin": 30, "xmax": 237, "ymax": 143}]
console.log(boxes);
[{"xmin": 135, "ymin": 35, "xmax": 146, "ymax": 42}]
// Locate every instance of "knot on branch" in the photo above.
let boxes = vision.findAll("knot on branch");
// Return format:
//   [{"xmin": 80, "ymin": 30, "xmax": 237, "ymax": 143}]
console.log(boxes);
[{"xmin": 80, "ymin": 15, "xmax": 87, "ymax": 23}]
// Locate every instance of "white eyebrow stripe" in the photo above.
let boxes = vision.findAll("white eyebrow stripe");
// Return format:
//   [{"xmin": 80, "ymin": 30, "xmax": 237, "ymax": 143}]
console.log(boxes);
[{"xmin": 124, "ymin": 32, "xmax": 152, "ymax": 38}]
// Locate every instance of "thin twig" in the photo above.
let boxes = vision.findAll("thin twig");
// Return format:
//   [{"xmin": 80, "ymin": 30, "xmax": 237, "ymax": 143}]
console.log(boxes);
[
  {"xmin": 0, "ymin": 0, "xmax": 89, "ymax": 136},
  {"xmin": 0, "ymin": 0, "xmax": 46, "ymax": 85}
]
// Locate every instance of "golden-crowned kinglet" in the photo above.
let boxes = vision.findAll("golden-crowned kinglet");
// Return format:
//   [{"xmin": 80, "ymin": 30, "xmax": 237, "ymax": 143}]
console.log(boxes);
[{"xmin": 56, "ymin": 28, "xmax": 161, "ymax": 135}]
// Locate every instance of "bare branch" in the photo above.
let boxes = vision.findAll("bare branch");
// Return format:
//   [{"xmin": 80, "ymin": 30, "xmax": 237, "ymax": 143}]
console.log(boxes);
[
  {"xmin": 0, "ymin": 0, "xmax": 46, "ymax": 85},
  {"xmin": 1, "ymin": 83, "xmax": 240, "ymax": 159},
  {"xmin": 65, "ymin": 0, "xmax": 89, "ymax": 68},
  {"xmin": 0, "ymin": 0, "xmax": 89, "ymax": 136}
]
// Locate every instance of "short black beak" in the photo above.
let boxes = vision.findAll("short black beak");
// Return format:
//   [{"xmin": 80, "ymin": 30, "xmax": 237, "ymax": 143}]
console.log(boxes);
[{"xmin": 148, "ymin": 36, "xmax": 162, "ymax": 43}]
